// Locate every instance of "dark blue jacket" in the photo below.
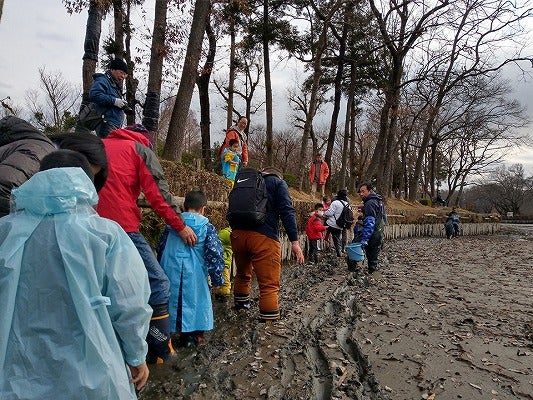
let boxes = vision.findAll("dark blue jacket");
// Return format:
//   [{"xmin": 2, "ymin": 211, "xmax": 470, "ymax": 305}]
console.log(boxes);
[
  {"xmin": 89, "ymin": 71, "xmax": 125, "ymax": 129},
  {"xmin": 254, "ymin": 174, "xmax": 299, "ymax": 242},
  {"xmin": 361, "ymin": 192, "xmax": 386, "ymax": 243}
]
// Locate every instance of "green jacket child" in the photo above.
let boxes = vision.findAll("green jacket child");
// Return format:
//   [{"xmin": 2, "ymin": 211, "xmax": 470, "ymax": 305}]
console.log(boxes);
[{"xmin": 214, "ymin": 227, "xmax": 233, "ymax": 296}]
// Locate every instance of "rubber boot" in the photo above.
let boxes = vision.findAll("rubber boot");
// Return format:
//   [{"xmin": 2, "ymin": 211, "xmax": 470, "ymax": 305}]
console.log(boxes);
[{"xmin": 146, "ymin": 303, "xmax": 173, "ymax": 364}]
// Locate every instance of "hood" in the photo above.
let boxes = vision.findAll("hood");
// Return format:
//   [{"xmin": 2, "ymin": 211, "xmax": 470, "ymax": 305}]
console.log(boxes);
[
  {"xmin": 218, "ymin": 227, "xmax": 232, "ymax": 246},
  {"xmin": 363, "ymin": 192, "xmax": 383, "ymax": 203},
  {"xmin": 182, "ymin": 212, "xmax": 208, "ymax": 232},
  {"xmin": 11, "ymin": 167, "xmax": 98, "ymax": 215},
  {"xmin": 106, "ymin": 128, "xmax": 151, "ymax": 148},
  {"xmin": 0, "ymin": 116, "xmax": 52, "ymax": 147}
]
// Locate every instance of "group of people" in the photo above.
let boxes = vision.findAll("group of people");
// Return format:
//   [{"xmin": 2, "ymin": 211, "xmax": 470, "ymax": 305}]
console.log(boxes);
[
  {"xmin": 218, "ymin": 116, "xmax": 248, "ymax": 188},
  {"xmin": 0, "ymin": 58, "xmax": 387, "ymax": 399},
  {"xmin": 0, "ymin": 106, "xmax": 308, "ymax": 397},
  {"xmin": 305, "ymin": 183, "xmax": 388, "ymax": 274},
  {"xmin": 0, "ymin": 113, "xmax": 220, "ymax": 397}
]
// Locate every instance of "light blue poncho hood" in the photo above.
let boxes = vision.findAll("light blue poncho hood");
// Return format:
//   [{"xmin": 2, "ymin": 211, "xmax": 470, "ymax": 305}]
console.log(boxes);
[{"xmin": 11, "ymin": 167, "xmax": 98, "ymax": 215}]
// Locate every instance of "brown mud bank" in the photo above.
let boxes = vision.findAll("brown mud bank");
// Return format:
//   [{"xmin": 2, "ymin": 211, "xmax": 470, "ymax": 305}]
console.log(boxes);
[{"xmin": 140, "ymin": 225, "xmax": 532, "ymax": 400}]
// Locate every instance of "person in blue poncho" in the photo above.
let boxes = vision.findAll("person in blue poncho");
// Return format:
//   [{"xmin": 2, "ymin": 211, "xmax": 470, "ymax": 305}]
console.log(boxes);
[
  {"xmin": 0, "ymin": 150, "xmax": 152, "ymax": 399},
  {"xmin": 158, "ymin": 190, "xmax": 224, "ymax": 348}
]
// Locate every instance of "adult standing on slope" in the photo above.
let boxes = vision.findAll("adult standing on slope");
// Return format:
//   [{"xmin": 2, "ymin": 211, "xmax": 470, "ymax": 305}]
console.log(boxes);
[
  {"xmin": 218, "ymin": 116, "xmax": 249, "ymax": 167},
  {"xmin": 88, "ymin": 58, "xmax": 130, "ymax": 138}
]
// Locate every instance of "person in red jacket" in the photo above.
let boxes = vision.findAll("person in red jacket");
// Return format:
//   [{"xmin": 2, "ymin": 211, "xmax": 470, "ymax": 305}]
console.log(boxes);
[
  {"xmin": 97, "ymin": 124, "xmax": 197, "ymax": 364},
  {"xmin": 305, "ymin": 203, "xmax": 327, "ymax": 263},
  {"xmin": 308, "ymin": 153, "xmax": 330, "ymax": 196}
]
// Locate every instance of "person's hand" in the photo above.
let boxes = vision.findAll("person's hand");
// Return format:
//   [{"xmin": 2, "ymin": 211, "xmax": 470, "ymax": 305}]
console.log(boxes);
[
  {"xmin": 242, "ymin": 161, "xmax": 248, "ymax": 167},
  {"xmin": 360, "ymin": 241, "xmax": 368, "ymax": 250},
  {"xmin": 291, "ymin": 241, "xmax": 305, "ymax": 264},
  {"xmin": 128, "ymin": 361, "xmax": 149, "ymax": 390},
  {"xmin": 114, "ymin": 98, "xmax": 128, "ymax": 108},
  {"xmin": 178, "ymin": 225, "xmax": 197, "ymax": 246}
]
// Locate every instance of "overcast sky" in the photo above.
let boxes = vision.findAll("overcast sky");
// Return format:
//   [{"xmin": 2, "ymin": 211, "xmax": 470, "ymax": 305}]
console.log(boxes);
[{"xmin": 1, "ymin": 0, "xmax": 532, "ymax": 174}]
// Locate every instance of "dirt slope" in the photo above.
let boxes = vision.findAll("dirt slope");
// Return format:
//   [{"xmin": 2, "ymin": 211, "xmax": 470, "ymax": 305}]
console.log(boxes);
[{"xmin": 139, "ymin": 225, "xmax": 532, "ymax": 400}]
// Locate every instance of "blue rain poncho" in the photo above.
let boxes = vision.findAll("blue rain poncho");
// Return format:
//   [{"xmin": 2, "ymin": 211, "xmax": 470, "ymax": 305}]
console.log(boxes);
[
  {"xmin": 0, "ymin": 168, "xmax": 152, "ymax": 400},
  {"xmin": 159, "ymin": 212, "xmax": 224, "ymax": 333}
]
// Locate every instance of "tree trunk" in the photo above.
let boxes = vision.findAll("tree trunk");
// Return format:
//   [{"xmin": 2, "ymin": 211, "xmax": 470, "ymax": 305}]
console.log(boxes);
[
  {"xmin": 296, "ymin": 21, "xmax": 328, "ymax": 191},
  {"xmin": 340, "ymin": 60, "xmax": 356, "ymax": 190},
  {"xmin": 142, "ymin": 0, "xmax": 169, "ymax": 141},
  {"xmin": 348, "ymin": 62, "xmax": 357, "ymax": 194},
  {"xmin": 163, "ymin": 0, "xmax": 210, "ymax": 161},
  {"xmin": 123, "ymin": 0, "xmax": 137, "ymax": 125},
  {"xmin": 324, "ymin": 4, "xmax": 349, "ymax": 175},
  {"xmin": 263, "ymin": 1, "xmax": 273, "ymax": 166},
  {"xmin": 80, "ymin": 1, "xmax": 104, "ymax": 104},
  {"xmin": 226, "ymin": 18, "xmax": 236, "ymax": 129},
  {"xmin": 113, "ymin": 0, "xmax": 125, "ymax": 57},
  {"xmin": 197, "ymin": 9, "xmax": 216, "ymax": 171}
]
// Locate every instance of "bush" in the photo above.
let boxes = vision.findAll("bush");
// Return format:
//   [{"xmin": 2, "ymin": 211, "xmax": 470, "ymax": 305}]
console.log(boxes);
[
  {"xmin": 181, "ymin": 151, "xmax": 197, "ymax": 166},
  {"xmin": 418, "ymin": 197, "xmax": 432, "ymax": 206},
  {"xmin": 283, "ymin": 173, "xmax": 297, "ymax": 188}
]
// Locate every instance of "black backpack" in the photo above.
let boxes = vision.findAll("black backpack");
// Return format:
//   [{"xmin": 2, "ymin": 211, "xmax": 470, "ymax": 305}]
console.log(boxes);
[
  {"xmin": 335, "ymin": 200, "xmax": 354, "ymax": 229},
  {"xmin": 226, "ymin": 168, "xmax": 268, "ymax": 229},
  {"xmin": 76, "ymin": 103, "xmax": 106, "ymax": 132}
]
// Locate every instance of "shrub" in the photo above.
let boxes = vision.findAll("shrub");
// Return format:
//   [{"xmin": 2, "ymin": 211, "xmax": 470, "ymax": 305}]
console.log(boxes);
[
  {"xmin": 283, "ymin": 173, "xmax": 297, "ymax": 187},
  {"xmin": 181, "ymin": 151, "xmax": 196, "ymax": 166},
  {"xmin": 418, "ymin": 197, "xmax": 432, "ymax": 206}
]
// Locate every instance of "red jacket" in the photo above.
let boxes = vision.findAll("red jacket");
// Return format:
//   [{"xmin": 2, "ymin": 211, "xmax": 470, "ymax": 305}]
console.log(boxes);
[
  {"xmin": 308, "ymin": 161, "xmax": 329, "ymax": 184},
  {"xmin": 97, "ymin": 128, "xmax": 185, "ymax": 233},
  {"xmin": 306, "ymin": 213, "xmax": 327, "ymax": 240}
]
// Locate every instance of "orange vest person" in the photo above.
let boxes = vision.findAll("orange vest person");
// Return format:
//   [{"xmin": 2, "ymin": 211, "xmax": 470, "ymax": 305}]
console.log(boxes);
[{"xmin": 308, "ymin": 153, "xmax": 330, "ymax": 196}]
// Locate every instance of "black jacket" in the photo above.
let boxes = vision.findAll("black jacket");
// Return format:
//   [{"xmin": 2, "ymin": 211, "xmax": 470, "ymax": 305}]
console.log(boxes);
[{"xmin": 0, "ymin": 116, "xmax": 54, "ymax": 216}]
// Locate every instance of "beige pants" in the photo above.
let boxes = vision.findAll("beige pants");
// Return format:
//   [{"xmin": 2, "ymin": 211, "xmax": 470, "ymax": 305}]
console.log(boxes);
[{"xmin": 311, "ymin": 182, "xmax": 325, "ymax": 196}]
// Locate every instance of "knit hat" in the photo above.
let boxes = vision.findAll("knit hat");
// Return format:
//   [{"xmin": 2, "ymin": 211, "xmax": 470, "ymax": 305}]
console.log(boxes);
[
  {"xmin": 108, "ymin": 58, "xmax": 128, "ymax": 73},
  {"xmin": 125, "ymin": 124, "xmax": 154, "ymax": 149}
]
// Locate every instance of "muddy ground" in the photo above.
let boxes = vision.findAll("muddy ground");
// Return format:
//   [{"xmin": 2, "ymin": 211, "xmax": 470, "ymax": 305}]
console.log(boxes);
[{"xmin": 139, "ymin": 225, "xmax": 533, "ymax": 400}]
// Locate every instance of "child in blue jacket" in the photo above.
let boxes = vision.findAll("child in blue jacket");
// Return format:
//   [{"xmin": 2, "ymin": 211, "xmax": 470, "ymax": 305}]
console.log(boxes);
[
  {"xmin": 158, "ymin": 190, "xmax": 224, "ymax": 347},
  {"xmin": 221, "ymin": 139, "xmax": 240, "ymax": 188}
]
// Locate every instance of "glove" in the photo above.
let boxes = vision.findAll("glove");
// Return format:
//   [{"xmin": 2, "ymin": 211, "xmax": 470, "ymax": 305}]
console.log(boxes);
[
  {"xmin": 360, "ymin": 241, "xmax": 368, "ymax": 250},
  {"xmin": 114, "ymin": 98, "xmax": 127, "ymax": 108}
]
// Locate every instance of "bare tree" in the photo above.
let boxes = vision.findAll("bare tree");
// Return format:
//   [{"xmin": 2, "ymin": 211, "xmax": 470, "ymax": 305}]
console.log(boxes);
[
  {"xmin": 63, "ymin": 0, "xmax": 110, "ymax": 103},
  {"xmin": 365, "ymin": 0, "xmax": 450, "ymax": 194},
  {"xmin": 142, "ymin": 0, "xmax": 170, "ymax": 139},
  {"xmin": 26, "ymin": 68, "xmax": 79, "ymax": 133},
  {"xmin": 295, "ymin": 1, "xmax": 343, "ymax": 191},
  {"xmin": 482, "ymin": 164, "xmax": 528, "ymax": 214},
  {"xmin": 163, "ymin": 0, "xmax": 210, "ymax": 161},
  {"xmin": 405, "ymin": 0, "xmax": 533, "ymax": 201},
  {"xmin": 214, "ymin": 47, "xmax": 264, "ymax": 134},
  {"xmin": 197, "ymin": 5, "xmax": 216, "ymax": 171}
]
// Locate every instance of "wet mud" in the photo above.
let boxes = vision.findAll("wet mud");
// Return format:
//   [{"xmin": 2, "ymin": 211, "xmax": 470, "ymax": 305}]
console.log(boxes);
[{"xmin": 140, "ymin": 225, "xmax": 532, "ymax": 399}]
